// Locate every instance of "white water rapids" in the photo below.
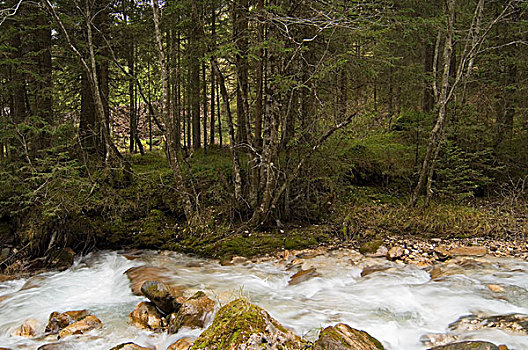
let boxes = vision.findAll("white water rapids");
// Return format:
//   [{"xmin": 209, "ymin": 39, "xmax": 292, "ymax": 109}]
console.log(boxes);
[{"xmin": 0, "ymin": 249, "xmax": 527, "ymax": 350}]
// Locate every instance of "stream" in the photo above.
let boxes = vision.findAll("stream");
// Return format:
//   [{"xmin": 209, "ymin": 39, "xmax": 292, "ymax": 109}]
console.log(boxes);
[{"xmin": 0, "ymin": 249, "xmax": 527, "ymax": 349}]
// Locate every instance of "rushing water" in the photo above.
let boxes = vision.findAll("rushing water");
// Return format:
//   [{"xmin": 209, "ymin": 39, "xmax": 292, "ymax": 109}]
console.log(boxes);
[{"xmin": 0, "ymin": 249, "xmax": 527, "ymax": 350}]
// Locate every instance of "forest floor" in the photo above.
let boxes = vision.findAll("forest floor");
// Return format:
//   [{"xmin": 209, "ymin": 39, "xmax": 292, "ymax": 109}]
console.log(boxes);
[{"xmin": 1, "ymin": 149, "xmax": 527, "ymax": 276}]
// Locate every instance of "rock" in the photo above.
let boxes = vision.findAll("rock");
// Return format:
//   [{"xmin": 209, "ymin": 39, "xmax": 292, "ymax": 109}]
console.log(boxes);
[
  {"xmin": 428, "ymin": 341, "xmax": 499, "ymax": 350},
  {"xmin": 367, "ymin": 245, "xmax": 388, "ymax": 258},
  {"xmin": 0, "ymin": 273, "xmax": 15, "ymax": 283},
  {"xmin": 109, "ymin": 342, "xmax": 154, "ymax": 350},
  {"xmin": 488, "ymin": 284, "xmax": 505, "ymax": 293},
  {"xmin": 449, "ymin": 246, "xmax": 487, "ymax": 257},
  {"xmin": 58, "ymin": 314, "xmax": 103, "ymax": 339},
  {"xmin": 168, "ymin": 291, "xmax": 215, "ymax": 333},
  {"xmin": 129, "ymin": 301, "xmax": 167, "ymax": 331},
  {"xmin": 11, "ymin": 318, "xmax": 39, "ymax": 337},
  {"xmin": 359, "ymin": 240, "xmax": 384, "ymax": 255},
  {"xmin": 420, "ymin": 333, "xmax": 460, "ymax": 347},
  {"xmin": 387, "ymin": 246, "xmax": 404, "ymax": 260},
  {"xmin": 289, "ymin": 268, "xmax": 320, "ymax": 285},
  {"xmin": 449, "ymin": 313, "xmax": 528, "ymax": 335},
  {"xmin": 125, "ymin": 266, "xmax": 183, "ymax": 297},
  {"xmin": 190, "ymin": 299, "xmax": 306, "ymax": 350},
  {"xmin": 313, "ymin": 323, "xmax": 384, "ymax": 350},
  {"xmin": 498, "ymin": 345, "xmax": 509, "ymax": 350},
  {"xmin": 361, "ymin": 264, "xmax": 392, "ymax": 277},
  {"xmin": 434, "ymin": 246, "xmax": 452, "ymax": 260},
  {"xmin": 141, "ymin": 280, "xmax": 182, "ymax": 315},
  {"xmin": 45, "ymin": 310, "xmax": 88, "ymax": 334},
  {"xmin": 167, "ymin": 337, "xmax": 194, "ymax": 350}
]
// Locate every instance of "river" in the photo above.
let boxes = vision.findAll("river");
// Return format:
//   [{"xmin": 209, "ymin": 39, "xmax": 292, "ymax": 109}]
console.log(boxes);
[{"xmin": 0, "ymin": 249, "xmax": 527, "ymax": 349}]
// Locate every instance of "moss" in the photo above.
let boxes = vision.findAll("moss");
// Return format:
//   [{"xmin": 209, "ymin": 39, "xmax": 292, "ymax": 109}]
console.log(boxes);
[
  {"xmin": 359, "ymin": 239, "xmax": 383, "ymax": 254},
  {"xmin": 191, "ymin": 299, "xmax": 302, "ymax": 350}
]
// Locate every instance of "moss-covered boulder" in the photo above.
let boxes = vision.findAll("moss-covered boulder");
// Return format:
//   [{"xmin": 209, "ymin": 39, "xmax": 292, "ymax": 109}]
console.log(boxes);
[
  {"xmin": 190, "ymin": 299, "xmax": 305, "ymax": 350},
  {"xmin": 168, "ymin": 291, "xmax": 215, "ymax": 333},
  {"xmin": 428, "ymin": 341, "xmax": 499, "ymax": 350},
  {"xmin": 313, "ymin": 323, "xmax": 384, "ymax": 350}
]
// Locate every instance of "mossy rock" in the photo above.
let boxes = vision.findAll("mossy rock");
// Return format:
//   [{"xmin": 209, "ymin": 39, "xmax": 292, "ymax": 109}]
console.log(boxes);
[
  {"xmin": 359, "ymin": 239, "xmax": 384, "ymax": 255},
  {"xmin": 191, "ymin": 299, "xmax": 306, "ymax": 350},
  {"xmin": 313, "ymin": 323, "xmax": 384, "ymax": 350}
]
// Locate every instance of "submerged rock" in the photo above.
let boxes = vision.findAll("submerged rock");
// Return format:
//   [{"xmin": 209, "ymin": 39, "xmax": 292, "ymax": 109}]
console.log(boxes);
[
  {"xmin": 448, "ymin": 246, "xmax": 487, "ymax": 257},
  {"xmin": 58, "ymin": 314, "xmax": 102, "ymax": 339},
  {"xmin": 167, "ymin": 337, "xmax": 194, "ymax": 350},
  {"xmin": 449, "ymin": 313, "xmax": 528, "ymax": 335},
  {"xmin": 289, "ymin": 268, "xmax": 320, "ymax": 285},
  {"xmin": 141, "ymin": 280, "xmax": 182, "ymax": 315},
  {"xmin": 129, "ymin": 301, "xmax": 167, "ymax": 331},
  {"xmin": 190, "ymin": 299, "xmax": 305, "ymax": 349},
  {"xmin": 313, "ymin": 323, "xmax": 384, "ymax": 350},
  {"xmin": 0, "ymin": 274, "xmax": 15, "ymax": 283},
  {"xmin": 45, "ymin": 310, "xmax": 88, "ymax": 334},
  {"xmin": 11, "ymin": 318, "xmax": 39, "ymax": 337},
  {"xmin": 109, "ymin": 342, "xmax": 154, "ymax": 350},
  {"xmin": 428, "ymin": 341, "xmax": 499, "ymax": 350},
  {"xmin": 168, "ymin": 291, "xmax": 215, "ymax": 333}
]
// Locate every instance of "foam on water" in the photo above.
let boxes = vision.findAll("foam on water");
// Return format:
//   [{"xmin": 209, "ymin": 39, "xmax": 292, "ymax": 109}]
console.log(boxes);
[{"xmin": 0, "ymin": 250, "xmax": 527, "ymax": 349}]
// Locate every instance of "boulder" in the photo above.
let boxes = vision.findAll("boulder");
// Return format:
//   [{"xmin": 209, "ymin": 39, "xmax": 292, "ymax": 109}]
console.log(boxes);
[
  {"xmin": 141, "ymin": 280, "xmax": 182, "ymax": 315},
  {"xmin": 58, "ymin": 314, "xmax": 102, "ymax": 339},
  {"xmin": 449, "ymin": 313, "xmax": 528, "ymax": 335},
  {"xmin": 289, "ymin": 268, "xmax": 320, "ymax": 285},
  {"xmin": 361, "ymin": 265, "xmax": 392, "ymax": 278},
  {"xmin": 168, "ymin": 291, "xmax": 215, "ymax": 333},
  {"xmin": 387, "ymin": 246, "xmax": 404, "ymax": 261},
  {"xmin": 45, "ymin": 310, "xmax": 88, "ymax": 334},
  {"xmin": 448, "ymin": 246, "xmax": 487, "ymax": 257},
  {"xmin": 11, "ymin": 318, "xmax": 39, "ymax": 337},
  {"xmin": 190, "ymin": 299, "xmax": 306, "ymax": 350},
  {"xmin": 313, "ymin": 323, "xmax": 384, "ymax": 350},
  {"xmin": 109, "ymin": 342, "xmax": 154, "ymax": 350},
  {"xmin": 129, "ymin": 301, "xmax": 167, "ymax": 331},
  {"xmin": 167, "ymin": 337, "xmax": 194, "ymax": 350},
  {"xmin": 0, "ymin": 274, "xmax": 15, "ymax": 283},
  {"xmin": 428, "ymin": 341, "xmax": 499, "ymax": 350}
]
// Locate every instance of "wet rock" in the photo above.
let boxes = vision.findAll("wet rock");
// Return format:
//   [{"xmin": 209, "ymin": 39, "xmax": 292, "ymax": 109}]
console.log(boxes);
[
  {"xmin": 191, "ymin": 299, "xmax": 306, "ymax": 350},
  {"xmin": 129, "ymin": 301, "xmax": 167, "ymax": 331},
  {"xmin": 167, "ymin": 337, "xmax": 194, "ymax": 350},
  {"xmin": 434, "ymin": 246, "xmax": 452, "ymax": 260},
  {"xmin": 125, "ymin": 266, "xmax": 183, "ymax": 297},
  {"xmin": 488, "ymin": 284, "xmax": 505, "ymax": 293},
  {"xmin": 289, "ymin": 268, "xmax": 321, "ymax": 285},
  {"xmin": 45, "ymin": 310, "xmax": 88, "ymax": 334},
  {"xmin": 449, "ymin": 246, "xmax": 487, "ymax": 257},
  {"xmin": 361, "ymin": 264, "xmax": 392, "ymax": 277},
  {"xmin": 420, "ymin": 333, "xmax": 459, "ymax": 347},
  {"xmin": 141, "ymin": 280, "xmax": 182, "ymax": 315},
  {"xmin": 11, "ymin": 318, "xmax": 39, "ymax": 337},
  {"xmin": 428, "ymin": 341, "xmax": 499, "ymax": 350},
  {"xmin": 109, "ymin": 342, "xmax": 154, "ymax": 350},
  {"xmin": 313, "ymin": 323, "xmax": 384, "ymax": 350},
  {"xmin": 168, "ymin": 291, "xmax": 215, "ymax": 333},
  {"xmin": 366, "ymin": 245, "xmax": 388, "ymax": 258},
  {"xmin": 58, "ymin": 314, "xmax": 103, "ymax": 339},
  {"xmin": 37, "ymin": 344, "xmax": 69, "ymax": 350},
  {"xmin": 0, "ymin": 273, "xmax": 15, "ymax": 283},
  {"xmin": 359, "ymin": 240, "xmax": 384, "ymax": 255},
  {"xmin": 449, "ymin": 313, "xmax": 528, "ymax": 335},
  {"xmin": 387, "ymin": 246, "xmax": 404, "ymax": 261}
]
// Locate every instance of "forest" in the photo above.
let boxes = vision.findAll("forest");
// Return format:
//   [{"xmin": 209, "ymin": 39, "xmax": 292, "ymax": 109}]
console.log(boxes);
[
  {"xmin": 0, "ymin": 0, "xmax": 527, "ymax": 261},
  {"xmin": 1, "ymin": 1, "xmax": 528, "ymax": 350}
]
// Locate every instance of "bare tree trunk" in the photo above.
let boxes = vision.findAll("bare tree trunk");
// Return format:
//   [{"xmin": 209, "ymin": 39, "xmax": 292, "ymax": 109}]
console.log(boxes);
[{"xmin": 152, "ymin": 0, "xmax": 196, "ymax": 222}]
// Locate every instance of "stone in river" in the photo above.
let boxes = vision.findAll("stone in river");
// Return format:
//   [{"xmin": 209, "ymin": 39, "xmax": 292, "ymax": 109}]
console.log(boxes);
[
  {"xmin": 168, "ymin": 291, "xmax": 215, "ymax": 333},
  {"xmin": 45, "ymin": 310, "xmax": 88, "ymax": 334},
  {"xmin": 428, "ymin": 341, "xmax": 499, "ymax": 350},
  {"xmin": 129, "ymin": 301, "xmax": 167, "ymax": 331},
  {"xmin": 11, "ymin": 318, "xmax": 39, "ymax": 337},
  {"xmin": 167, "ymin": 337, "xmax": 194, "ymax": 350},
  {"xmin": 141, "ymin": 280, "xmax": 182, "ymax": 315},
  {"xmin": 313, "ymin": 323, "xmax": 384, "ymax": 349},
  {"xmin": 58, "ymin": 315, "xmax": 103, "ymax": 339},
  {"xmin": 109, "ymin": 342, "xmax": 154, "ymax": 350},
  {"xmin": 289, "ymin": 268, "xmax": 321, "ymax": 285}
]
